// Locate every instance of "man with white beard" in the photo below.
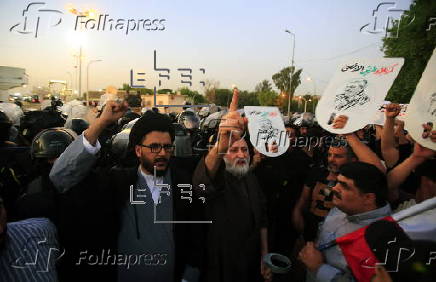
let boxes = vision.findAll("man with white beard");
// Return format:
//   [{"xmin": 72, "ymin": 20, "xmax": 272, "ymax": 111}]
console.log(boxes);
[
  {"xmin": 193, "ymin": 89, "xmax": 271, "ymax": 282},
  {"xmin": 223, "ymin": 139, "xmax": 251, "ymax": 177}
]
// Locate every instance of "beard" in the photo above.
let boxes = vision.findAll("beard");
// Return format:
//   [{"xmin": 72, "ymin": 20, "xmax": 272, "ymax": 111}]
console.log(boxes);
[
  {"xmin": 224, "ymin": 157, "xmax": 250, "ymax": 178},
  {"xmin": 140, "ymin": 156, "xmax": 169, "ymax": 177}
]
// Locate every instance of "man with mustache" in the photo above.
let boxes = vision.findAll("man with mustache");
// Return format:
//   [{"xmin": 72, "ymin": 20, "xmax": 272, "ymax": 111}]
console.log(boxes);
[
  {"xmin": 292, "ymin": 134, "xmax": 386, "ymax": 242},
  {"xmin": 49, "ymin": 101, "xmax": 202, "ymax": 282},
  {"xmin": 298, "ymin": 162, "xmax": 391, "ymax": 282},
  {"xmin": 192, "ymin": 88, "xmax": 272, "ymax": 282}
]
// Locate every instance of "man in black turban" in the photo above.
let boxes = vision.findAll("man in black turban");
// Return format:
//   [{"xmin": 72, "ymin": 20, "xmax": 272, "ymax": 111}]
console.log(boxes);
[{"xmin": 49, "ymin": 101, "xmax": 203, "ymax": 282}]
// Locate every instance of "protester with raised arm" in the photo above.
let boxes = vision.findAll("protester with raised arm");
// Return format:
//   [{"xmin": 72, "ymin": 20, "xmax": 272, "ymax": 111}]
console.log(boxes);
[{"xmin": 193, "ymin": 88, "xmax": 272, "ymax": 282}]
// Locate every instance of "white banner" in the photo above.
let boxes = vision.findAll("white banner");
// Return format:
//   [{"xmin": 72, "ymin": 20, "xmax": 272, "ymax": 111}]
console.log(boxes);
[
  {"xmin": 316, "ymin": 58, "xmax": 404, "ymax": 134},
  {"xmin": 244, "ymin": 106, "xmax": 289, "ymax": 157},
  {"xmin": 404, "ymin": 48, "xmax": 436, "ymax": 150}
]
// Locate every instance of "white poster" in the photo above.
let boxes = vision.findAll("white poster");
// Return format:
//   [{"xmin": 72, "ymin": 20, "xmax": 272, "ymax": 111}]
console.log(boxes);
[
  {"xmin": 405, "ymin": 48, "xmax": 436, "ymax": 150},
  {"xmin": 316, "ymin": 58, "xmax": 404, "ymax": 134},
  {"xmin": 244, "ymin": 106, "xmax": 289, "ymax": 157}
]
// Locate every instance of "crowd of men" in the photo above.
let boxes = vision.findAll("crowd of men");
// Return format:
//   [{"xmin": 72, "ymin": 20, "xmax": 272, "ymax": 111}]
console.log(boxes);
[{"xmin": 0, "ymin": 90, "xmax": 435, "ymax": 282}]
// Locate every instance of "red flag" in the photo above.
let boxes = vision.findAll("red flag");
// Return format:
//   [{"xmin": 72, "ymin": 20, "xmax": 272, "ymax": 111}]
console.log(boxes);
[{"xmin": 335, "ymin": 216, "xmax": 395, "ymax": 282}]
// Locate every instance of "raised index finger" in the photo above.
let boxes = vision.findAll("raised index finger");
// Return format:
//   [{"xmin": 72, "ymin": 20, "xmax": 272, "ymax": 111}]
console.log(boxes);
[{"xmin": 229, "ymin": 87, "xmax": 239, "ymax": 112}]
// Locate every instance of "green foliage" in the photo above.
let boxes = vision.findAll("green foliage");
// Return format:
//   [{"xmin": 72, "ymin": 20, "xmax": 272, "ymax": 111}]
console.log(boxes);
[
  {"xmin": 179, "ymin": 87, "xmax": 208, "ymax": 104},
  {"xmin": 121, "ymin": 83, "xmax": 131, "ymax": 91},
  {"xmin": 258, "ymin": 90, "xmax": 278, "ymax": 106},
  {"xmin": 157, "ymin": 88, "xmax": 173, "ymax": 94},
  {"xmin": 215, "ymin": 89, "xmax": 232, "ymax": 106},
  {"xmin": 214, "ymin": 88, "xmax": 260, "ymax": 108},
  {"xmin": 254, "ymin": 79, "xmax": 278, "ymax": 106},
  {"xmin": 255, "ymin": 80, "xmax": 273, "ymax": 93},
  {"xmin": 272, "ymin": 66, "xmax": 303, "ymax": 101},
  {"xmin": 382, "ymin": 0, "xmax": 436, "ymax": 103},
  {"xmin": 121, "ymin": 83, "xmax": 153, "ymax": 95},
  {"xmin": 239, "ymin": 91, "xmax": 260, "ymax": 107}
]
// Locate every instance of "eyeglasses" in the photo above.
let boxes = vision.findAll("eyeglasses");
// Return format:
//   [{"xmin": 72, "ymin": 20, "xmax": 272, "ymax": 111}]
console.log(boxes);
[{"xmin": 138, "ymin": 143, "xmax": 175, "ymax": 153}]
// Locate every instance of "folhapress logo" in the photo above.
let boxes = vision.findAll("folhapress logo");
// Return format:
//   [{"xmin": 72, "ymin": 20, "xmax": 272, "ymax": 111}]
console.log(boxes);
[
  {"xmin": 10, "ymin": 2, "xmax": 167, "ymax": 38},
  {"xmin": 75, "ymin": 15, "xmax": 166, "ymax": 35},
  {"xmin": 9, "ymin": 2, "xmax": 63, "ymax": 38}
]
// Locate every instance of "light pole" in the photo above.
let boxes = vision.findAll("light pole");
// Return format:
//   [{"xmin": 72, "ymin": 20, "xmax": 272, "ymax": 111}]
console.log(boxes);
[
  {"xmin": 79, "ymin": 46, "xmax": 83, "ymax": 98},
  {"xmin": 285, "ymin": 29, "xmax": 295, "ymax": 117},
  {"xmin": 66, "ymin": 72, "xmax": 73, "ymax": 90},
  {"xmin": 306, "ymin": 76, "xmax": 318, "ymax": 112},
  {"xmin": 87, "ymin": 59, "xmax": 102, "ymax": 105},
  {"xmin": 299, "ymin": 96, "xmax": 308, "ymax": 112},
  {"xmin": 67, "ymin": 7, "xmax": 99, "ymax": 99}
]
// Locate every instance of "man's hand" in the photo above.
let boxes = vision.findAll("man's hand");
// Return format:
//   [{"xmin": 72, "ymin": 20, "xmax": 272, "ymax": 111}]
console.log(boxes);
[
  {"xmin": 251, "ymin": 149, "xmax": 265, "ymax": 169},
  {"xmin": 371, "ymin": 266, "xmax": 393, "ymax": 282},
  {"xmin": 216, "ymin": 88, "xmax": 247, "ymax": 154},
  {"xmin": 411, "ymin": 142, "xmax": 436, "ymax": 160},
  {"xmin": 421, "ymin": 123, "xmax": 435, "ymax": 142},
  {"xmin": 431, "ymin": 130, "xmax": 436, "ymax": 143},
  {"xmin": 99, "ymin": 100, "xmax": 129, "ymax": 126},
  {"xmin": 385, "ymin": 103, "xmax": 401, "ymax": 119},
  {"xmin": 84, "ymin": 100, "xmax": 128, "ymax": 146},
  {"xmin": 260, "ymin": 259, "xmax": 273, "ymax": 282},
  {"xmin": 298, "ymin": 242, "xmax": 324, "ymax": 272},
  {"xmin": 205, "ymin": 88, "xmax": 247, "ymax": 178},
  {"xmin": 332, "ymin": 115, "xmax": 348, "ymax": 129}
]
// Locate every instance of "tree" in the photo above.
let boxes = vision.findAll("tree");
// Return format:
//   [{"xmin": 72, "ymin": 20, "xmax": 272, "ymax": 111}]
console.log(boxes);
[
  {"xmin": 254, "ymin": 79, "xmax": 277, "ymax": 106},
  {"xmin": 382, "ymin": 0, "xmax": 436, "ymax": 103},
  {"xmin": 203, "ymin": 79, "xmax": 220, "ymax": 104},
  {"xmin": 214, "ymin": 89, "xmax": 260, "ymax": 108},
  {"xmin": 272, "ymin": 66, "xmax": 303, "ymax": 113},
  {"xmin": 239, "ymin": 91, "xmax": 260, "ymax": 107},
  {"xmin": 179, "ymin": 87, "xmax": 208, "ymax": 104},
  {"xmin": 121, "ymin": 83, "xmax": 153, "ymax": 95},
  {"xmin": 121, "ymin": 83, "xmax": 131, "ymax": 91},
  {"xmin": 157, "ymin": 88, "xmax": 173, "ymax": 94},
  {"xmin": 258, "ymin": 90, "xmax": 278, "ymax": 106},
  {"xmin": 215, "ymin": 88, "xmax": 232, "ymax": 106},
  {"xmin": 255, "ymin": 80, "xmax": 273, "ymax": 93}
]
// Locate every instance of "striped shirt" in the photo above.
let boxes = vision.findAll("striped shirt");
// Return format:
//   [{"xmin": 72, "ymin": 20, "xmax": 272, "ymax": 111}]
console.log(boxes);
[{"xmin": 0, "ymin": 218, "xmax": 60, "ymax": 282}]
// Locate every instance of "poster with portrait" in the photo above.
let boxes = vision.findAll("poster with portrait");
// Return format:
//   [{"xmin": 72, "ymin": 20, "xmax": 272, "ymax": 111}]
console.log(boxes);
[
  {"xmin": 244, "ymin": 106, "xmax": 289, "ymax": 157},
  {"xmin": 405, "ymin": 48, "xmax": 436, "ymax": 150},
  {"xmin": 316, "ymin": 58, "xmax": 404, "ymax": 134}
]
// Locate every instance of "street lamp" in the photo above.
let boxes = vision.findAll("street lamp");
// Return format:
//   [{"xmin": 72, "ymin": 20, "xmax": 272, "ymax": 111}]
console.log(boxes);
[
  {"xmin": 306, "ymin": 76, "xmax": 317, "ymax": 96},
  {"xmin": 87, "ymin": 59, "xmax": 102, "ymax": 105},
  {"xmin": 285, "ymin": 29, "xmax": 296, "ymax": 118},
  {"xmin": 67, "ymin": 6, "xmax": 97, "ymax": 99}
]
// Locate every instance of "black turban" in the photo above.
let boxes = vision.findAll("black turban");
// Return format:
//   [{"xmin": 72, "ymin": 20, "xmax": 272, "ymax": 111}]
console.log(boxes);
[{"xmin": 128, "ymin": 111, "xmax": 175, "ymax": 148}]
